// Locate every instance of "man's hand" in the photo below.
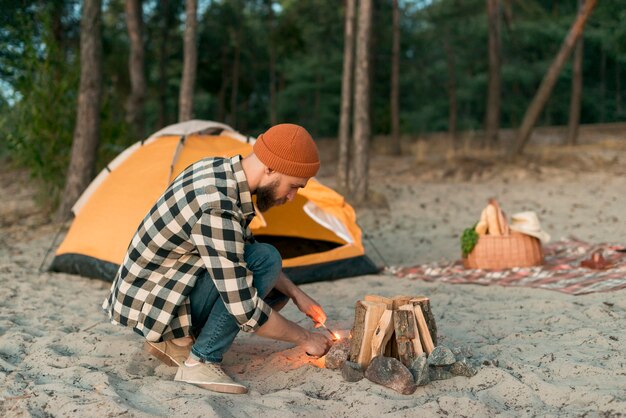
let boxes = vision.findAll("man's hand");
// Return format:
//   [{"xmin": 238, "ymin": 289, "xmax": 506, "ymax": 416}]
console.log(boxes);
[
  {"xmin": 255, "ymin": 308, "xmax": 332, "ymax": 358},
  {"xmin": 274, "ymin": 271, "xmax": 328, "ymax": 327},
  {"xmin": 300, "ymin": 331, "xmax": 332, "ymax": 358},
  {"xmin": 293, "ymin": 290, "xmax": 327, "ymax": 327}
]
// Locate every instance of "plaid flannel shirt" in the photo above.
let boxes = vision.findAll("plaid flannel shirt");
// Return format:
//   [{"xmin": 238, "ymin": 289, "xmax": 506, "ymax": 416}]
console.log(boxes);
[{"xmin": 102, "ymin": 155, "xmax": 272, "ymax": 341}]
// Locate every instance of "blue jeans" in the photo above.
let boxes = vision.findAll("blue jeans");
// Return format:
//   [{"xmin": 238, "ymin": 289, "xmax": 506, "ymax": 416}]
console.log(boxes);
[{"xmin": 188, "ymin": 242, "xmax": 288, "ymax": 363}]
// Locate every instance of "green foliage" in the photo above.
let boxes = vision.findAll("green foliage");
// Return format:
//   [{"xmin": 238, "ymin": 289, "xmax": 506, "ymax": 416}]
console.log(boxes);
[
  {"xmin": 0, "ymin": 1, "xmax": 131, "ymax": 206},
  {"xmin": 461, "ymin": 224, "xmax": 479, "ymax": 258},
  {"xmin": 0, "ymin": 8, "xmax": 79, "ymax": 206},
  {"xmin": 1, "ymin": 0, "xmax": 626, "ymax": 209}
]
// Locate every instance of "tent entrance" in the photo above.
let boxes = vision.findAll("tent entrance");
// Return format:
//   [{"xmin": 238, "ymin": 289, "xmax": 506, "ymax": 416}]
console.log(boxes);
[{"xmin": 254, "ymin": 235, "xmax": 342, "ymax": 259}]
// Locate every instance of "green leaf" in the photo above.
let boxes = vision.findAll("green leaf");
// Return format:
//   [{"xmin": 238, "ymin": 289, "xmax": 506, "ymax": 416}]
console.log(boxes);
[{"xmin": 461, "ymin": 223, "xmax": 479, "ymax": 257}]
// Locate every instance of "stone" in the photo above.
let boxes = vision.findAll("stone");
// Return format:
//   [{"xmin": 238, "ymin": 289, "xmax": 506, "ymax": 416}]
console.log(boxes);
[
  {"xmin": 450, "ymin": 359, "xmax": 477, "ymax": 377},
  {"xmin": 408, "ymin": 354, "xmax": 430, "ymax": 386},
  {"xmin": 429, "ymin": 366, "xmax": 454, "ymax": 381},
  {"xmin": 364, "ymin": 356, "xmax": 417, "ymax": 395},
  {"xmin": 427, "ymin": 346, "xmax": 456, "ymax": 366},
  {"xmin": 451, "ymin": 345, "xmax": 474, "ymax": 360},
  {"xmin": 341, "ymin": 361, "xmax": 364, "ymax": 382},
  {"xmin": 324, "ymin": 338, "xmax": 350, "ymax": 370}
]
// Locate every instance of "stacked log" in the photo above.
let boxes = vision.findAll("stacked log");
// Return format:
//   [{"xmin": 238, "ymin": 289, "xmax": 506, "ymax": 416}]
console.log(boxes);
[{"xmin": 348, "ymin": 295, "xmax": 438, "ymax": 369}]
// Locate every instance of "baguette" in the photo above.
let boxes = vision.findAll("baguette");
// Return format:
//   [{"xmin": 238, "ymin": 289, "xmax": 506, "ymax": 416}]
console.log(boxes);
[
  {"xmin": 475, "ymin": 207, "xmax": 488, "ymax": 235},
  {"xmin": 488, "ymin": 198, "xmax": 509, "ymax": 235},
  {"xmin": 485, "ymin": 203, "xmax": 502, "ymax": 235}
]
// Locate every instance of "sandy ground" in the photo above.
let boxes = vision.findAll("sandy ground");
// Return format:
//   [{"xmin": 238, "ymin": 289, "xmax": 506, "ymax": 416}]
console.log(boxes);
[{"xmin": 1, "ymin": 137, "xmax": 625, "ymax": 417}]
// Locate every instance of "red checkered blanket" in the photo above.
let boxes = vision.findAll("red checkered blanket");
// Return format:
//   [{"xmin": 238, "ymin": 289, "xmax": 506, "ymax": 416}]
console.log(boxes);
[{"xmin": 386, "ymin": 238, "xmax": 626, "ymax": 295}]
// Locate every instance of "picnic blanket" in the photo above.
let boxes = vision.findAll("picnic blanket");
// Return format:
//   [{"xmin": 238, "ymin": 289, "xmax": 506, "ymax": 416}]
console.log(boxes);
[{"xmin": 386, "ymin": 238, "xmax": 626, "ymax": 295}]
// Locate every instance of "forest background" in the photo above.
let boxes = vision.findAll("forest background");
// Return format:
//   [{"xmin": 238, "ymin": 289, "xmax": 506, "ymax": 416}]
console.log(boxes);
[{"xmin": 0, "ymin": 0, "xmax": 625, "ymax": 212}]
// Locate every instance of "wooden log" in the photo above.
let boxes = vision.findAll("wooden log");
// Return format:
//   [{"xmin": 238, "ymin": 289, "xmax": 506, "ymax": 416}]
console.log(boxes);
[
  {"xmin": 349, "ymin": 301, "xmax": 367, "ymax": 363},
  {"xmin": 399, "ymin": 304, "xmax": 424, "ymax": 356},
  {"xmin": 349, "ymin": 300, "xmax": 387, "ymax": 367},
  {"xmin": 393, "ymin": 309, "xmax": 417, "ymax": 367},
  {"xmin": 410, "ymin": 296, "xmax": 438, "ymax": 345},
  {"xmin": 386, "ymin": 295, "xmax": 423, "ymax": 358},
  {"xmin": 392, "ymin": 295, "xmax": 413, "ymax": 310},
  {"xmin": 414, "ymin": 305, "xmax": 435, "ymax": 354},
  {"xmin": 369, "ymin": 309, "xmax": 394, "ymax": 360},
  {"xmin": 364, "ymin": 295, "xmax": 393, "ymax": 309}
]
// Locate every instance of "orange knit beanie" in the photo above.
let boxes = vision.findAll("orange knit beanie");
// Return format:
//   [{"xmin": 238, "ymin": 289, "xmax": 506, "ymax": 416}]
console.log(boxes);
[{"xmin": 253, "ymin": 124, "xmax": 320, "ymax": 178}]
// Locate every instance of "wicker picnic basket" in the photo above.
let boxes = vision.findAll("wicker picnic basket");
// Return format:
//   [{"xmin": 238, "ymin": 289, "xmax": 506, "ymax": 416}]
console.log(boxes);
[
  {"xmin": 463, "ymin": 232, "xmax": 544, "ymax": 269},
  {"xmin": 463, "ymin": 200, "xmax": 544, "ymax": 270}
]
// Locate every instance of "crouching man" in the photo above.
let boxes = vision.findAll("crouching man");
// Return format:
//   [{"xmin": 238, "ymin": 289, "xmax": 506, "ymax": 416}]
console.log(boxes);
[{"xmin": 102, "ymin": 124, "xmax": 332, "ymax": 394}]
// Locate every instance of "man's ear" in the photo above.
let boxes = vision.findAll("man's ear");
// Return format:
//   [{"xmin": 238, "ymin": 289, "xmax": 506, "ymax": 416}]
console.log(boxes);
[{"xmin": 264, "ymin": 166, "xmax": 275, "ymax": 175}]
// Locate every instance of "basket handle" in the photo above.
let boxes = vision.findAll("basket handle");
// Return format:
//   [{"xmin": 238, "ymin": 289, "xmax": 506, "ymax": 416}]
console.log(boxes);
[{"xmin": 488, "ymin": 198, "xmax": 510, "ymax": 235}]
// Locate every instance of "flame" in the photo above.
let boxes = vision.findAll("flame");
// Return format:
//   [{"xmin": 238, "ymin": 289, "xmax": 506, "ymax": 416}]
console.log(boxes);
[{"xmin": 333, "ymin": 333, "xmax": 341, "ymax": 340}]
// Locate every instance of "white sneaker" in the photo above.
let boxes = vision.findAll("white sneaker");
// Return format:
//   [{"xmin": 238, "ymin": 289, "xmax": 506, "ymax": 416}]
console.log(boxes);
[{"xmin": 174, "ymin": 361, "xmax": 248, "ymax": 394}]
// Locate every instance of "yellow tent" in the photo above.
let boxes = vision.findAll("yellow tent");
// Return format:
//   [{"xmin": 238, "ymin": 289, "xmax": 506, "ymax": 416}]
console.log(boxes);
[{"xmin": 51, "ymin": 120, "xmax": 378, "ymax": 283}]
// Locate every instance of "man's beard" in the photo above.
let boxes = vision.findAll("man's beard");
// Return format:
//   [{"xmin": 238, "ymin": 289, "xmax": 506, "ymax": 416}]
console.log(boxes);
[{"xmin": 256, "ymin": 180, "xmax": 286, "ymax": 212}]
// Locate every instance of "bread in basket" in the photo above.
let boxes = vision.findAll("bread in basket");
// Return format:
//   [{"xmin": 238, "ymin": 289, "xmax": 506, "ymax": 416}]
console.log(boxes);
[{"xmin": 463, "ymin": 199, "xmax": 544, "ymax": 270}]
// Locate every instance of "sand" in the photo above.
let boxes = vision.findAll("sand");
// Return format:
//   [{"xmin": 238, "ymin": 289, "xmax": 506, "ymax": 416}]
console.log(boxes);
[{"xmin": 1, "ymin": 138, "xmax": 625, "ymax": 417}]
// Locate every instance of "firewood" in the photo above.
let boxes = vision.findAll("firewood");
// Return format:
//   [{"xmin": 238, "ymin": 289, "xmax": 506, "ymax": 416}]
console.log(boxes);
[
  {"xmin": 348, "ymin": 300, "xmax": 367, "ymax": 365},
  {"xmin": 349, "ymin": 301, "xmax": 387, "ymax": 367},
  {"xmin": 348, "ymin": 294, "xmax": 438, "ymax": 370},
  {"xmin": 393, "ymin": 309, "xmax": 417, "ymax": 367},
  {"xmin": 392, "ymin": 295, "xmax": 413, "ymax": 310},
  {"xmin": 413, "ymin": 305, "xmax": 435, "ymax": 354},
  {"xmin": 399, "ymin": 304, "xmax": 424, "ymax": 356},
  {"xmin": 369, "ymin": 309, "xmax": 393, "ymax": 360},
  {"xmin": 410, "ymin": 296, "xmax": 438, "ymax": 345},
  {"xmin": 364, "ymin": 295, "xmax": 393, "ymax": 309}
]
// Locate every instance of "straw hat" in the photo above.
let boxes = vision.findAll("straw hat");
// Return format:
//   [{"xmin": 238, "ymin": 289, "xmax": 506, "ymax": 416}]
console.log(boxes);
[{"xmin": 509, "ymin": 212, "xmax": 550, "ymax": 244}]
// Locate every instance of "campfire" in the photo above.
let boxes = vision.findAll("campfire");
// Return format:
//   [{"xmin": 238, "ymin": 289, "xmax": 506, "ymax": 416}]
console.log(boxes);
[
  {"xmin": 348, "ymin": 295, "xmax": 437, "ymax": 369},
  {"xmin": 323, "ymin": 294, "xmax": 476, "ymax": 394}
]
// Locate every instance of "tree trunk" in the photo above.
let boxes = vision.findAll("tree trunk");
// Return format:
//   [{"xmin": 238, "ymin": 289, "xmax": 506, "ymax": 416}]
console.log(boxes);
[
  {"xmin": 566, "ymin": 0, "xmax": 584, "ymax": 147},
  {"xmin": 338, "ymin": 0, "xmax": 356, "ymax": 192},
  {"xmin": 389, "ymin": 0, "xmax": 401, "ymax": 155},
  {"xmin": 267, "ymin": 0, "xmax": 277, "ymax": 125},
  {"xmin": 351, "ymin": 0, "xmax": 373, "ymax": 204},
  {"xmin": 512, "ymin": 0, "xmax": 597, "ymax": 156},
  {"xmin": 178, "ymin": 0, "xmax": 198, "ymax": 122},
  {"xmin": 125, "ymin": 0, "xmax": 146, "ymax": 138},
  {"xmin": 485, "ymin": 0, "xmax": 501, "ymax": 148},
  {"xmin": 443, "ymin": 30, "xmax": 458, "ymax": 142},
  {"xmin": 158, "ymin": 0, "xmax": 171, "ymax": 128},
  {"xmin": 57, "ymin": 0, "xmax": 102, "ymax": 221},
  {"xmin": 229, "ymin": 28, "xmax": 241, "ymax": 128}
]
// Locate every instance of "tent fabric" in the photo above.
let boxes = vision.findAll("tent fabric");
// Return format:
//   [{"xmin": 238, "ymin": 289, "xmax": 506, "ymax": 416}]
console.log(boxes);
[{"xmin": 51, "ymin": 121, "xmax": 378, "ymax": 284}]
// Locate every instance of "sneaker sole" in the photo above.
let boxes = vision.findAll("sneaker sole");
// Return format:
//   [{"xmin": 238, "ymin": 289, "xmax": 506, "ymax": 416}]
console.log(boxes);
[
  {"xmin": 144, "ymin": 341, "xmax": 180, "ymax": 367},
  {"xmin": 195, "ymin": 382, "xmax": 248, "ymax": 395}
]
